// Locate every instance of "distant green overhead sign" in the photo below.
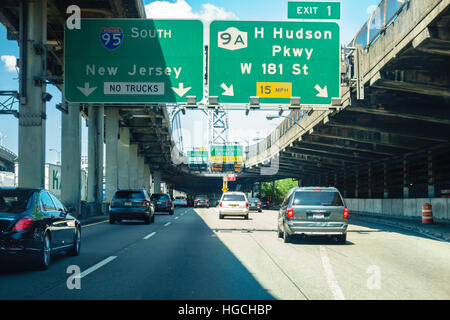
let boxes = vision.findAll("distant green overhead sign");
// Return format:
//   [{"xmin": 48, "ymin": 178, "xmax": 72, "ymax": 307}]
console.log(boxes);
[
  {"xmin": 210, "ymin": 145, "xmax": 243, "ymax": 163},
  {"xmin": 187, "ymin": 150, "xmax": 209, "ymax": 164},
  {"xmin": 288, "ymin": 1, "xmax": 341, "ymax": 20},
  {"xmin": 209, "ymin": 21, "xmax": 340, "ymax": 104},
  {"xmin": 65, "ymin": 19, "xmax": 204, "ymax": 103}
]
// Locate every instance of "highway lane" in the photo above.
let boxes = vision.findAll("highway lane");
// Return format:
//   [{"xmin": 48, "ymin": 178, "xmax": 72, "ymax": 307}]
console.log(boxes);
[
  {"xmin": 0, "ymin": 207, "xmax": 448, "ymax": 300},
  {"xmin": 197, "ymin": 208, "xmax": 450, "ymax": 300}
]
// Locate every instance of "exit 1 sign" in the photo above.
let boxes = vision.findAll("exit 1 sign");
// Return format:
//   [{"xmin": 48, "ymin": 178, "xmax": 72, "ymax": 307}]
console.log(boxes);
[{"xmin": 288, "ymin": 1, "xmax": 341, "ymax": 20}]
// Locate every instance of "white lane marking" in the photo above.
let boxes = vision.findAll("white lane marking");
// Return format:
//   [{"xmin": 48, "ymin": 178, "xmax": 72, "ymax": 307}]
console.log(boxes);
[
  {"xmin": 164, "ymin": 222, "xmax": 171, "ymax": 227},
  {"xmin": 319, "ymin": 245, "xmax": 345, "ymax": 300},
  {"xmin": 80, "ymin": 256, "xmax": 117, "ymax": 279},
  {"xmin": 143, "ymin": 231, "xmax": 156, "ymax": 240},
  {"xmin": 175, "ymin": 217, "xmax": 179, "ymax": 220}
]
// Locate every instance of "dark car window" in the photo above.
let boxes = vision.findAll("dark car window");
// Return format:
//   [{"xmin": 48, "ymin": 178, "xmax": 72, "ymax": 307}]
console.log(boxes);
[
  {"xmin": 0, "ymin": 189, "xmax": 34, "ymax": 214},
  {"xmin": 248, "ymin": 198, "xmax": 260, "ymax": 202},
  {"xmin": 222, "ymin": 194, "xmax": 246, "ymax": 202},
  {"xmin": 195, "ymin": 195, "xmax": 208, "ymax": 200},
  {"xmin": 115, "ymin": 190, "xmax": 145, "ymax": 199},
  {"xmin": 292, "ymin": 191, "xmax": 344, "ymax": 206},
  {"xmin": 150, "ymin": 194, "xmax": 170, "ymax": 201},
  {"xmin": 49, "ymin": 193, "xmax": 65, "ymax": 212},
  {"xmin": 40, "ymin": 192, "xmax": 57, "ymax": 211}
]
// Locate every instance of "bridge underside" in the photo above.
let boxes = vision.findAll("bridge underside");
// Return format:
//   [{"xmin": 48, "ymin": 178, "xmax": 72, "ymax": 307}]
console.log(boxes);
[{"xmin": 240, "ymin": 3, "xmax": 450, "ymax": 198}]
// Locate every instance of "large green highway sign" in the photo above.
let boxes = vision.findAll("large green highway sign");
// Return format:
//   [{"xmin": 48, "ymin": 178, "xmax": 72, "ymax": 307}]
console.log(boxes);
[
  {"xmin": 209, "ymin": 21, "xmax": 340, "ymax": 104},
  {"xmin": 65, "ymin": 19, "xmax": 204, "ymax": 103}
]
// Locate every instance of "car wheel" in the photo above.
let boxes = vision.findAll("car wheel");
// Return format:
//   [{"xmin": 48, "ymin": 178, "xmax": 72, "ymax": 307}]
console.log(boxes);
[
  {"xmin": 109, "ymin": 217, "xmax": 115, "ymax": 224},
  {"xmin": 67, "ymin": 227, "xmax": 81, "ymax": 257},
  {"xmin": 35, "ymin": 232, "xmax": 51, "ymax": 270},
  {"xmin": 244, "ymin": 215, "xmax": 249, "ymax": 220},
  {"xmin": 219, "ymin": 214, "xmax": 223, "ymax": 219},
  {"xmin": 283, "ymin": 226, "xmax": 291, "ymax": 244},
  {"xmin": 151, "ymin": 214, "xmax": 155, "ymax": 223},
  {"xmin": 258, "ymin": 209, "xmax": 262, "ymax": 213},
  {"xmin": 169, "ymin": 210, "xmax": 174, "ymax": 215},
  {"xmin": 144, "ymin": 216, "xmax": 150, "ymax": 224},
  {"xmin": 338, "ymin": 233, "xmax": 347, "ymax": 244},
  {"xmin": 277, "ymin": 226, "xmax": 283, "ymax": 238}
]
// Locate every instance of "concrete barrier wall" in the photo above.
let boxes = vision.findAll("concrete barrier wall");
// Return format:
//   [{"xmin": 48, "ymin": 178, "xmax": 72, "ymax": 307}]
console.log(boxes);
[{"xmin": 345, "ymin": 198, "xmax": 450, "ymax": 223}]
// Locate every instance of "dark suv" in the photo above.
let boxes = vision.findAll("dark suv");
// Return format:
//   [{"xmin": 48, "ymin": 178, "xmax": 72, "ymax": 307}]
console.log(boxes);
[
  {"xmin": 150, "ymin": 193, "xmax": 174, "ymax": 215},
  {"xmin": 109, "ymin": 189, "xmax": 154, "ymax": 224},
  {"xmin": 277, "ymin": 187, "xmax": 348, "ymax": 244},
  {"xmin": 194, "ymin": 195, "xmax": 209, "ymax": 208}
]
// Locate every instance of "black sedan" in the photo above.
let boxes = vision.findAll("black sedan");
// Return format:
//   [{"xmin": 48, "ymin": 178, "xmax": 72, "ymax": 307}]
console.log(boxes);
[
  {"xmin": 0, "ymin": 187, "xmax": 81, "ymax": 270},
  {"xmin": 248, "ymin": 198, "xmax": 263, "ymax": 212},
  {"xmin": 150, "ymin": 193, "xmax": 174, "ymax": 215}
]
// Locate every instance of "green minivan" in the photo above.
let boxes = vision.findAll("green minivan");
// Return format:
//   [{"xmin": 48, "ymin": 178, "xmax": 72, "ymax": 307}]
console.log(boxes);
[{"xmin": 277, "ymin": 187, "xmax": 348, "ymax": 244}]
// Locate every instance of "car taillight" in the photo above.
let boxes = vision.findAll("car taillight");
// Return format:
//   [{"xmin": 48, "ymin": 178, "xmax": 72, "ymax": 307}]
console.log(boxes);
[
  {"xmin": 142, "ymin": 200, "xmax": 149, "ymax": 207},
  {"xmin": 286, "ymin": 207, "xmax": 294, "ymax": 218},
  {"xmin": 313, "ymin": 188, "xmax": 321, "ymax": 191},
  {"xmin": 343, "ymin": 207, "xmax": 349, "ymax": 219},
  {"xmin": 219, "ymin": 202, "xmax": 222, "ymax": 207},
  {"xmin": 245, "ymin": 202, "xmax": 249, "ymax": 208},
  {"xmin": 12, "ymin": 216, "xmax": 33, "ymax": 232},
  {"xmin": 257, "ymin": 202, "xmax": 261, "ymax": 206}
]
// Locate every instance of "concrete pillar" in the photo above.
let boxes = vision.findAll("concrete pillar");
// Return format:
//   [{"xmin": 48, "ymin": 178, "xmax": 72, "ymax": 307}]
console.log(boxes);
[
  {"xmin": 368, "ymin": 165, "xmax": 372, "ymax": 198},
  {"xmin": 129, "ymin": 144, "xmax": 138, "ymax": 188},
  {"xmin": 427, "ymin": 150, "xmax": 435, "ymax": 198},
  {"xmin": 61, "ymin": 103, "xmax": 81, "ymax": 212},
  {"xmin": 383, "ymin": 162, "xmax": 389, "ymax": 199},
  {"xmin": 137, "ymin": 156, "xmax": 145, "ymax": 188},
  {"xmin": 402, "ymin": 158, "xmax": 409, "ymax": 198},
  {"xmin": 355, "ymin": 168, "xmax": 359, "ymax": 198},
  {"xmin": 152, "ymin": 170, "xmax": 161, "ymax": 193},
  {"xmin": 118, "ymin": 127, "xmax": 130, "ymax": 189},
  {"xmin": 87, "ymin": 105, "xmax": 104, "ymax": 203},
  {"xmin": 18, "ymin": 0, "xmax": 47, "ymax": 188},
  {"xmin": 105, "ymin": 108, "xmax": 119, "ymax": 202},
  {"xmin": 144, "ymin": 164, "xmax": 151, "ymax": 192}
]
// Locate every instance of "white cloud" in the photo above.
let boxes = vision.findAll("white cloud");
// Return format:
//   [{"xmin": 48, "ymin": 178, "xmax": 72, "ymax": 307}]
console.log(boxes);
[
  {"xmin": 145, "ymin": 0, "xmax": 238, "ymax": 42},
  {"xmin": 145, "ymin": 0, "xmax": 237, "ymax": 21},
  {"xmin": 1, "ymin": 55, "xmax": 17, "ymax": 72},
  {"xmin": 366, "ymin": 5, "xmax": 378, "ymax": 15}
]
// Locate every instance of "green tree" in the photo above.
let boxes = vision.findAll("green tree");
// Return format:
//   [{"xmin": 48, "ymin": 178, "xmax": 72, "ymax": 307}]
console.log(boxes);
[{"xmin": 260, "ymin": 178, "xmax": 298, "ymax": 205}]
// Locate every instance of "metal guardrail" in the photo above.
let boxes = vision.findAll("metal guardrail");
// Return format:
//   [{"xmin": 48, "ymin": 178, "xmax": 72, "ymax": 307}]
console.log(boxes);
[{"xmin": 349, "ymin": 0, "xmax": 410, "ymax": 49}]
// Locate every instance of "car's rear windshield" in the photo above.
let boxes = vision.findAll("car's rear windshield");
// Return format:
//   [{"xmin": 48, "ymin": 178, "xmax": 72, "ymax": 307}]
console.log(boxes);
[
  {"xmin": 175, "ymin": 196, "xmax": 185, "ymax": 199},
  {"xmin": 151, "ymin": 194, "xmax": 170, "ymax": 200},
  {"xmin": 195, "ymin": 196, "xmax": 207, "ymax": 200},
  {"xmin": 222, "ymin": 194, "xmax": 246, "ymax": 202},
  {"xmin": 115, "ymin": 191, "xmax": 145, "ymax": 199},
  {"xmin": 0, "ymin": 189, "xmax": 35, "ymax": 213},
  {"xmin": 248, "ymin": 198, "xmax": 260, "ymax": 202},
  {"xmin": 293, "ymin": 191, "xmax": 344, "ymax": 206}
]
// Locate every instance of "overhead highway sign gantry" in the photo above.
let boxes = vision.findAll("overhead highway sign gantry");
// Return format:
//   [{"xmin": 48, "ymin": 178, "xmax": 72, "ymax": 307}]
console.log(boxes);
[
  {"xmin": 65, "ymin": 19, "xmax": 204, "ymax": 104},
  {"xmin": 208, "ymin": 20, "xmax": 340, "ymax": 105}
]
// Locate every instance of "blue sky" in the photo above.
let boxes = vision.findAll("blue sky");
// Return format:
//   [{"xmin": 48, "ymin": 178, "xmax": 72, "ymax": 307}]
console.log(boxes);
[{"xmin": 0, "ymin": 0, "xmax": 378, "ymax": 162}]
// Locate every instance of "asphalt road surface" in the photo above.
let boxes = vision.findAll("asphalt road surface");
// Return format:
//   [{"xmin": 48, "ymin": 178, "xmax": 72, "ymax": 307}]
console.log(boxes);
[{"xmin": 0, "ymin": 207, "xmax": 449, "ymax": 300}]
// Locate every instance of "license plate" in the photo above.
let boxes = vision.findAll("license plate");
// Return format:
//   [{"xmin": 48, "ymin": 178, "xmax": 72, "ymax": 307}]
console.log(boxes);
[
  {"xmin": 230, "ymin": 204, "xmax": 238, "ymax": 208},
  {"xmin": 124, "ymin": 202, "xmax": 132, "ymax": 206},
  {"xmin": 313, "ymin": 214, "xmax": 324, "ymax": 219}
]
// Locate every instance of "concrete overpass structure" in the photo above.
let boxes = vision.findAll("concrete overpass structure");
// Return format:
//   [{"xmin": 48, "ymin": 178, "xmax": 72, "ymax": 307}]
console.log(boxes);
[
  {"xmin": 0, "ymin": 146, "xmax": 16, "ymax": 172},
  {"xmin": 242, "ymin": 0, "xmax": 450, "ymax": 221},
  {"xmin": 0, "ymin": 0, "xmax": 199, "ymax": 215}
]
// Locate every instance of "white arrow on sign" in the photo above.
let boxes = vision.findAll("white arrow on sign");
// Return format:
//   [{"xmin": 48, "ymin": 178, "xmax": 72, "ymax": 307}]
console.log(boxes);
[
  {"xmin": 314, "ymin": 84, "xmax": 328, "ymax": 98},
  {"xmin": 171, "ymin": 83, "xmax": 191, "ymax": 97},
  {"xmin": 77, "ymin": 82, "xmax": 97, "ymax": 97},
  {"xmin": 220, "ymin": 83, "xmax": 234, "ymax": 96}
]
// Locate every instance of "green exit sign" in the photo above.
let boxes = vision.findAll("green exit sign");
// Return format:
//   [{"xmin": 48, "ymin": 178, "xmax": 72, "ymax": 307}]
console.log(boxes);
[{"xmin": 288, "ymin": 1, "xmax": 341, "ymax": 20}]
